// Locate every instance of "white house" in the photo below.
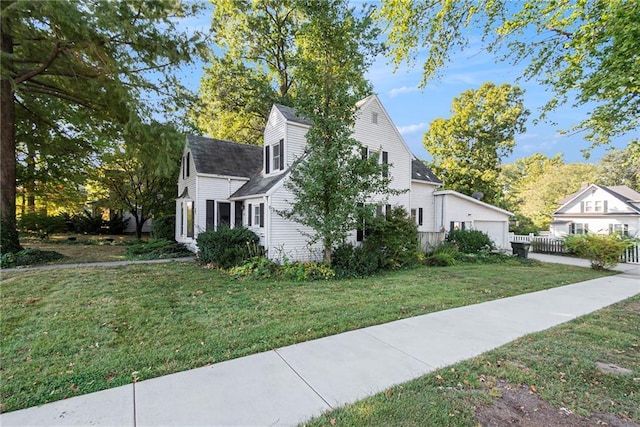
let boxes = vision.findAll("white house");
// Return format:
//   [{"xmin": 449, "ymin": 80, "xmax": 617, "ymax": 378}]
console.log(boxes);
[
  {"xmin": 550, "ymin": 184, "xmax": 640, "ymax": 238},
  {"xmin": 176, "ymin": 95, "xmax": 513, "ymax": 261}
]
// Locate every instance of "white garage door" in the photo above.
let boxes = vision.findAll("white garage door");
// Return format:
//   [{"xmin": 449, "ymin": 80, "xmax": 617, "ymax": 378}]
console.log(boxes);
[{"xmin": 474, "ymin": 220, "xmax": 507, "ymax": 249}]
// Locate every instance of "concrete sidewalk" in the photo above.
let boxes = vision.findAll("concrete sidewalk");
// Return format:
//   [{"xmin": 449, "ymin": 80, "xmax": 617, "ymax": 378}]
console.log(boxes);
[{"xmin": 2, "ymin": 258, "xmax": 639, "ymax": 426}]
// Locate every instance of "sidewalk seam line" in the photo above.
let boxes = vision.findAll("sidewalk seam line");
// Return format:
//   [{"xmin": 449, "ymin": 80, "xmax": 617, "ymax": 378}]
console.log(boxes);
[
  {"xmin": 133, "ymin": 381, "xmax": 137, "ymax": 427},
  {"xmin": 273, "ymin": 349, "xmax": 334, "ymax": 410},
  {"xmin": 359, "ymin": 329, "xmax": 438, "ymax": 369}
]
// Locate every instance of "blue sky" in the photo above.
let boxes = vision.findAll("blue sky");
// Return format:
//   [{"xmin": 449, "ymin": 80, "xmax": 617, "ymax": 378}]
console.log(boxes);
[{"xmin": 177, "ymin": 2, "xmax": 635, "ymax": 165}]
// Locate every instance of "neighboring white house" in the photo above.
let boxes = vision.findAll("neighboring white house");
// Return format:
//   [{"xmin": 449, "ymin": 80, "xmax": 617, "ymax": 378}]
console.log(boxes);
[
  {"xmin": 550, "ymin": 184, "xmax": 640, "ymax": 238},
  {"xmin": 176, "ymin": 95, "xmax": 513, "ymax": 261}
]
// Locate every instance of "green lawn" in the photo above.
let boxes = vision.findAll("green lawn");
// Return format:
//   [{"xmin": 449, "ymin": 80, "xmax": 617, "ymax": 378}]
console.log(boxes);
[
  {"xmin": 0, "ymin": 261, "xmax": 612, "ymax": 413},
  {"xmin": 303, "ymin": 295, "xmax": 640, "ymax": 426}
]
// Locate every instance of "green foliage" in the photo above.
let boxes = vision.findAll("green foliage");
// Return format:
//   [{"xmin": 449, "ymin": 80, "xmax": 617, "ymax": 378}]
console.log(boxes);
[
  {"xmin": 0, "ymin": 218, "xmax": 22, "ymax": 254},
  {"xmin": 151, "ymin": 215, "xmax": 176, "ymax": 241},
  {"xmin": 424, "ymin": 83, "xmax": 528, "ymax": 204},
  {"xmin": 125, "ymin": 239, "xmax": 191, "ymax": 260},
  {"xmin": 18, "ymin": 212, "xmax": 66, "ymax": 239},
  {"xmin": 105, "ymin": 215, "xmax": 129, "ymax": 235},
  {"xmin": 1, "ymin": 248, "xmax": 64, "ymax": 268},
  {"xmin": 499, "ymin": 154, "xmax": 598, "ymax": 229},
  {"xmin": 425, "ymin": 252, "xmax": 456, "ymax": 267},
  {"xmin": 230, "ymin": 258, "xmax": 337, "ymax": 281},
  {"xmin": 331, "ymin": 243, "xmax": 380, "ymax": 278},
  {"xmin": 446, "ymin": 229, "xmax": 495, "ymax": 254},
  {"xmin": 378, "ymin": 0, "xmax": 639, "ymax": 147},
  {"xmin": 564, "ymin": 233, "xmax": 632, "ymax": 270},
  {"xmin": 597, "ymin": 145, "xmax": 640, "ymax": 190},
  {"xmin": 196, "ymin": 227, "xmax": 261, "ymax": 268},
  {"xmin": 365, "ymin": 206, "xmax": 421, "ymax": 270},
  {"xmin": 65, "ymin": 211, "xmax": 104, "ymax": 235}
]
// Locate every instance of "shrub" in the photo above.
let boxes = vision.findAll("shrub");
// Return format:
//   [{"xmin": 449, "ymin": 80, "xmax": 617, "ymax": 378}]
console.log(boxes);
[
  {"xmin": 125, "ymin": 239, "xmax": 192, "ymax": 260},
  {"xmin": 106, "ymin": 215, "xmax": 129, "ymax": 235},
  {"xmin": 364, "ymin": 206, "xmax": 421, "ymax": 270},
  {"xmin": 280, "ymin": 261, "xmax": 336, "ymax": 281},
  {"xmin": 228, "ymin": 256, "xmax": 279, "ymax": 280},
  {"xmin": 425, "ymin": 252, "xmax": 456, "ymax": 266},
  {"xmin": 446, "ymin": 229, "xmax": 494, "ymax": 254},
  {"xmin": 1, "ymin": 248, "xmax": 64, "ymax": 268},
  {"xmin": 69, "ymin": 210, "xmax": 104, "ymax": 234},
  {"xmin": 1, "ymin": 218, "xmax": 22, "ymax": 254},
  {"xmin": 332, "ymin": 243, "xmax": 380, "ymax": 278},
  {"xmin": 151, "ymin": 215, "xmax": 176, "ymax": 241},
  {"xmin": 196, "ymin": 227, "xmax": 261, "ymax": 268},
  {"xmin": 564, "ymin": 233, "xmax": 632, "ymax": 270},
  {"xmin": 18, "ymin": 212, "xmax": 66, "ymax": 239}
]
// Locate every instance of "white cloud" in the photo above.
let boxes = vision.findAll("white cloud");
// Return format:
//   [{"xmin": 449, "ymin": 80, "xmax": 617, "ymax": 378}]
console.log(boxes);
[
  {"xmin": 397, "ymin": 122, "xmax": 429, "ymax": 135},
  {"xmin": 389, "ymin": 86, "xmax": 420, "ymax": 97}
]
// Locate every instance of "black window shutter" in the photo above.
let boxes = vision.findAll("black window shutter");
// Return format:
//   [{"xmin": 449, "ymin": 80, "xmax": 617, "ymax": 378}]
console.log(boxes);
[
  {"xmin": 259, "ymin": 203, "xmax": 265, "ymax": 227},
  {"xmin": 450, "ymin": 221, "xmax": 455, "ymax": 232},
  {"xmin": 206, "ymin": 200, "xmax": 215, "ymax": 231},
  {"xmin": 604, "ymin": 200, "xmax": 608, "ymax": 213},
  {"xmin": 234, "ymin": 201, "xmax": 243, "ymax": 227},
  {"xmin": 361, "ymin": 146, "xmax": 368, "ymax": 160},
  {"xmin": 382, "ymin": 151, "xmax": 389, "ymax": 177},
  {"xmin": 580, "ymin": 201, "xmax": 584, "ymax": 213},
  {"xmin": 279, "ymin": 139, "xmax": 285, "ymax": 170},
  {"xmin": 248, "ymin": 203, "xmax": 252, "ymax": 226},
  {"xmin": 186, "ymin": 153, "xmax": 190, "ymax": 177},
  {"xmin": 182, "ymin": 156, "xmax": 185, "ymax": 179},
  {"xmin": 418, "ymin": 208, "xmax": 423, "ymax": 226},
  {"xmin": 356, "ymin": 203, "xmax": 364, "ymax": 242},
  {"xmin": 265, "ymin": 146, "xmax": 270, "ymax": 174},
  {"xmin": 385, "ymin": 204, "xmax": 391, "ymax": 218}
]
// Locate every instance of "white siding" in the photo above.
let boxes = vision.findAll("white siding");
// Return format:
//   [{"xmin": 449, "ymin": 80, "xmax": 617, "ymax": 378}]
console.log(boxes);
[
  {"xmin": 268, "ymin": 185, "xmax": 324, "ymax": 262},
  {"xmin": 175, "ymin": 147, "xmax": 197, "ymax": 245},
  {"xmin": 352, "ymin": 97, "xmax": 412, "ymax": 209},
  {"xmin": 560, "ymin": 187, "xmax": 635, "ymax": 214},
  {"xmin": 411, "ymin": 181, "xmax": 438, "ymax": 232},
  {"xmin": 264, "ymin": 107, "xmax": 309, "ymax": 173}
]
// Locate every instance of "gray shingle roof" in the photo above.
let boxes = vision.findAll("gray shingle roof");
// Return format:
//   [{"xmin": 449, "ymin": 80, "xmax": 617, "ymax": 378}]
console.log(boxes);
[
  {"xmin": 230, "ymin": 172, "xmax": 287, "ymax": 199},
  {"xmin": 187, "ymin": 135, "xmax": 262, "ymax": 178},
  {"xmin": 412, "ymin": 159, "xmax": 442, "ymax": 184},
  {"xmin": 274, "ymin": 104, "xmax": 313, "ymax": 126}
]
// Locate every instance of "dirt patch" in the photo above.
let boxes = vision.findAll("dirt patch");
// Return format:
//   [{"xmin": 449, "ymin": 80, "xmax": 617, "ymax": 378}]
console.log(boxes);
[{"xmin": 475, "ymin": 381, "xmax": 639, "ymax": 427}]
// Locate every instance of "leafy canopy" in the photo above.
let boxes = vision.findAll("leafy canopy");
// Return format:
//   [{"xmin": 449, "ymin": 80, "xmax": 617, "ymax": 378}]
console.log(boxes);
[
  {"xmin": 423, "ymin": 82, "xmax": 528, "ymax": 204},
  {"xmin": 377, "ymin": 0, "xmax": 639, "ymax": 146}
]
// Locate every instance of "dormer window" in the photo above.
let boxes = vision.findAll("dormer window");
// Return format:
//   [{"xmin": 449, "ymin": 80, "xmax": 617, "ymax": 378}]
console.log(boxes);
[
  {"xmin": 273, "ymin": 141, "xmax": 281, "ymax": 171},
  {"xmin": 265, "ymin": 139, "xmax": 285, "ymax": 174}
]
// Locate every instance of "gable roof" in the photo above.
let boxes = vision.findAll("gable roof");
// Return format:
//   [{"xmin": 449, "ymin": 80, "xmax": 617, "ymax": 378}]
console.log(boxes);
[
  {"xmin": 186, "ymin": 135, "xmax": 262, "ymax": 178},
  {"xmin": 554, "ymin": 184, "xmax": 640, "ymax": 214},
  {"xmin": 433, "ymin": 190, "xmax": 514, "ymax": 216},
  {"xmin": 412, "ymin": 159, "xmax": 442, "ymax": 184},
  {"xmin": 230, "ymin": 171, "xmax": 287, "ymax": 199},
  {"xmin": 274, "ymin": 104, "xmax": 313, "ymax": 126}
]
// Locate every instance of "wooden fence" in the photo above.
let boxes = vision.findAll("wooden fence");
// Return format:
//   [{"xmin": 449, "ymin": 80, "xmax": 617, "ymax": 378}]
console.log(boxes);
[
  {"xmin": 418, "ymin": 231, "xmax": 445, "ymax": 252},
  {"xmin": 509, "ymin": 233, "xmax": 640, "ymax": 264}
]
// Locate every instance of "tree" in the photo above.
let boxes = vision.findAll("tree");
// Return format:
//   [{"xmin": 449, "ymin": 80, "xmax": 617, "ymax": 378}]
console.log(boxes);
[
  {"xmin": 280, "ymin": 0, "xmax": 392, "ymax": 265},
  {"xmin": 423, "ymin": 82, "xmax": 529, "ymax": 204},
  {"xmin": 99, "ymin": 123, "xmax": 182, "ymax": 239},
  {"xmin": 377, "ymin": 0, "xmax": 639, "ymax": 147},
  {"xmin": 500, "ymin": 154, "xmax": 598, "ymax": 230},
  {"xmin": 194, "ymin": 0, "xmax": 299, "ymax": 143},
  {"xmin": 0, "ymin": 0, "xmax": 205, "ymax": 253},
  {"xmin": 597, "ymin": 145, "xmax": 640, "ymax": 190}
]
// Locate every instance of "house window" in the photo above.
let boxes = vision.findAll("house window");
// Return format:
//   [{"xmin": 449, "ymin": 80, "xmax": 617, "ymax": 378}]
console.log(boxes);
[
  {"xmin": 372, "ymin": 111, "xmax": 378, "ymax": 124},
  {"xmin": 570, "ymin": 223, "xmax": 588, "ymax": 235},
  {"xmin": 609, "ymin": 224, "xmax": 629, "ymax": 236},
  {"xmin": 218, "ymin": 202, "xmax": 231, "ymax": 227},
  {"xmin": 206, "ymin": 200, "xmax": 215, "ymax": 231},
  {"xmin": 253, "ymin": 204, "xmax": 265, "ymax": 228},
  {"xmin": 450, "ymin": 221, "xmax": 465, "ymax": 232},
  {"xmin": 594, "ymin": 200, "xmax": 608, "ymax": 212},
  {"xmin": 273, "ymin": 141, "xmax": 281, "ymax": 171},
  {"xmin": 382, "ymin": 151, "xmax": 389, "ymax": 178},
  {"xmin": 583, "ymin": 201, "xmax": 593, "ymax": 212},
  {"xmin": 411, "ymin": 209, "xmax": 417, "ymax": 223},
  {"xmin": 186, "ymin": 201, "xmax": 194, "ymax": 238}
]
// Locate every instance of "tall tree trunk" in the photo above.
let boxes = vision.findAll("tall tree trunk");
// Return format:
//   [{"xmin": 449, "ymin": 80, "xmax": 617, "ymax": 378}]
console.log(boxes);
[{"xmin": 0, "ymin": 15, "xmax": 20, "ymax": 253}]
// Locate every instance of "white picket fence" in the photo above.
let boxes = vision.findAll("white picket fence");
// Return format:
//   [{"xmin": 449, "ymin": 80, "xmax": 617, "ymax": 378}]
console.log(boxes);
[{"xmin": 509, "ymin": 233, "xmax": 640, "ymax": 264}]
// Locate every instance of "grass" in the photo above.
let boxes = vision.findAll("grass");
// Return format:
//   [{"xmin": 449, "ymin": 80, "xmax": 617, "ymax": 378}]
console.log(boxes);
[
  {"xmin": 302, "ymin": 295, "xmax": 640, "ymax": 426},
  {"xmin": 0, "ymin": 260, "xmax": 612, "ymax": 413},
  {"xmin": 19, "ymin": 237, "xmax": 131, "ymax": 264}
]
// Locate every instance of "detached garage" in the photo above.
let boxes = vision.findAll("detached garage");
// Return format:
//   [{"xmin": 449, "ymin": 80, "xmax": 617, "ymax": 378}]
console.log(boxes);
[{"xmin": 433, "ymin": 190, "xmax": 513, "ymax": 250}]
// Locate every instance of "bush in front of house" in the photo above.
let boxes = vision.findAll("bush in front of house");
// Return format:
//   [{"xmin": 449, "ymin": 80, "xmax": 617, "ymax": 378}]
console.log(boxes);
[
  {"xmin": 564, "ymin": 233, "xmax": 632, "ymax": 270},
  {"xmin": 331, "ymin": 243, "xmax": 380, "ymax": 278},
  {"xmin": 364, "ymin": 206, "xmax": 421, "ymax": 270},
  {"xmin": 196, "ymin": 226, "xmax": 261, "ymax": 268},
  {"xmin": 125, "ymin": 239, "xmax": 192, "ymax": 260},
  {"xmin": 151, "ymin": 215, "xmax": 175, "ymax": 241},
  {"xmin": 105, "ymin": 215, "xmax": 129, "ymax": 235},
  {"xmin": 425, "ymin": 241, "xmax": 459, "ymax": 266},
  {"xmin": 18, "ymin": 212, "xmax": 66, "ymax": 239},
  {"xmin": 446, "ymin": 229, "xmax": 495, "ymax": 254},
  {"xmin": 1, "ymin": 248, "xmax": 64, "ymax": 268}
]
